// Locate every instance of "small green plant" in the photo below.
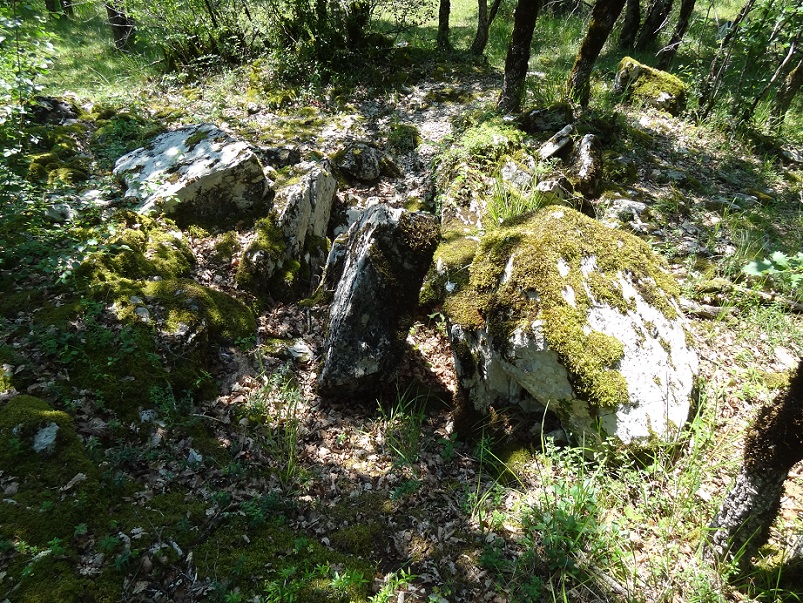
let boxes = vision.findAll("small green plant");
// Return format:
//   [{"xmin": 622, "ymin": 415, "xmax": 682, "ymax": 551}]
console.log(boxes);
[
  {"xmin": 243, "ymin": 365, "xmax": 304, "ymax": 492},
  {"xmin": 378, "ymin": 386, "xmax": 428, "ymax": 470},
  {"xmin": 743, "ymin": 251, "xmax": 803, "ymax": 288},
  {"xmin": 369, "ymin": 568, "xmax": 416, "ymax": 603},
  {"xmin": 150, "ymin": 383, "xmax": 194, "ymax": 424}
]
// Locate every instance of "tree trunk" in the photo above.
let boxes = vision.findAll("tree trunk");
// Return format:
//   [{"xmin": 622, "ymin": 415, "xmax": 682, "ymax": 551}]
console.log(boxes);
[
  {"xmin": 709, "ymin": 359, "xmax": 803, "ymax": 569},
  {"xmin": 618, "ymin": 0, "xmax": 640, "ymax": 50},
  {"xmin": 709, "ymin": 466, "xmax": 788, "ymax": 568},
  {"xmin": 567, "ymin": 0, "xmax": 627, "ymax": 107},
  {"xmin": 497, "ymin": 0, "xmax": 543, "ymax": 114},
  {"xmin": 45, "ymin": 0, "xmax": 60, "ymax": 12},
  {"xmin": 634, "ymin": 0, "xmax": 674, "ymax": 51},
  {"xmin": 438, "ymin": 0, "xmax": 452, "ymax": 50},
  {"xmin": 106, "ymin": 2, "xmax": 136, "ymax": 51},
  {"xmin": 697, "ymin": 0, "xmax": 756, "ymax": 119},
  {"xmin": 472, "ymin": 0, "xmax": 504, "ymax": 55},
  {"xmin": 657, "ymin": 0, "xmax": 695, "ymax": 70},
  {"xmin": 60, "ymin": 0, "xmax": 74, "ymax": 16},
  {"xmin": 772, "ymin": 55, "xmax": 803, "ymax": 127}
]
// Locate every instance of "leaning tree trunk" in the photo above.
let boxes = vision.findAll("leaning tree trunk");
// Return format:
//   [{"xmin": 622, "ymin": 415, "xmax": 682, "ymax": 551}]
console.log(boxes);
[
  {"xmin": 437, "ymin": 0, "xmax": 452, "ymax": 50},
  {"xmin": 471, "ymin": 0, "xmax": 504, "ymax": 55},
  {"xmin": 772, "ymin": 55, "xmax": 803, "ymax": 128},
  {"xmin": 497, "ymin": 0, "xmax": 543, "ymax": 114},
  {"xmin": 697, "ymin": 0, "xmax": 756, "ymax": 119},
  {"xmin": 709, "ymin": 359, "xmax": 803, "ymax": 569},
  {"xmin": 618, "ymin": 0, "xmax": 640, "ymax": 50},
  {"xmin": 657, "ymin": 0, "xmax": 695, "ymax": 70},
  {"xmin": 567, "ymin": 0, "xmax": 627, "ymax": 106},
  {"xmin": 105, "ymin": 2, "xmax": 136, "ymax": 51},
  {"xmin": 634, "ymin": 0, "xmax": 674, "ymax": 51}
]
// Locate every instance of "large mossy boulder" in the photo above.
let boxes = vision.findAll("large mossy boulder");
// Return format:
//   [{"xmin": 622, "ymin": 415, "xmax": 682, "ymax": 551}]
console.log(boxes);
[
  {"xmin": 113, "ymin": 124, "xmax": 272, "ymax": 227},
  {"xmin": 72, "ymin": 213, "xmax": 255, "ymax": 414},
  {"xmin": 318, "ymin": 205, "xmax": 439, "ymax": 398},
  {"xmin": 614, "ymin": 57, "xmax": 687, "ymax": 116},
  {"xmin": 445, "ymin": 207, "xmax": 698, "ymax": 449}
]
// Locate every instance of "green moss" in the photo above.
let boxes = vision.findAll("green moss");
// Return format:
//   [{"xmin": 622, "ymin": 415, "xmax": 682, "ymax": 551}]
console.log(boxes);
[
  {"xmin": 446, "ymin": 207, "xmax": 681, "ymax": 409},
  {"xmin": 184, "ymin": 129, "xmax": 208, "ymax": 150},
  {"xmin": 235, "ymin": 216, "xmax": 286, "ymax": 291},
  {"xmin": 420, "ymin": 230, "xmax": 479, "ymax": 307},
  {"xmin": 77, "ymin": 211, "xmax": 194, "ymax": 286},
  {"xmin": 330, "ymin": 523, "xmax": 382, "ymax": 557},
  {"xmin": 617, "ymin": 57, "xmax": 687, "ymax": 115},
  {"xmin": 211, "ymin": 231, "xmax": 240, "ymax": 263},
  {"xmin": 142, "ymin": 278, "xmax": 256, "ymax": 342},
  {"xmin": 0, "ymin": 397, "xmax": 105, "ymax": 576},
  {"xmin": 388, "ymin": 122, "xmax": 420, "ymax": 153},
  {"xmin": 47, "ymin": 166, "xmax": 89, "ymax": 185},
  {"xmin": 194, "ymin": 514, "xmax": 373, "ymax": 601}
]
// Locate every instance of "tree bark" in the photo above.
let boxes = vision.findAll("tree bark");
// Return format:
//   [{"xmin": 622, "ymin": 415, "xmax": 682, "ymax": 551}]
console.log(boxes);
[
  {"xmin": 105, "ymin": 2, "xmax": 136, "ymax": 51},
  {"xmin": 772, "ymin": 55, "xmax": 803, "ymax": 127},
  {"xmin": 438, "ymin": 0, "xmax": 452, "ymax": 50},
  {"xmin": 709, "ymin": 466, "xmax": 788, "ymax": 568},
  {"xmin": 45, "ymin": 0, "xmax": 60, "ymax": 12},
  {"xmin": 618, "ymin": 0, "xmax": 640, "ymax": 50},
  {"xmin": 634, "ymin": 0, "xmax": 674, "ymax": 51},
  {"xmin": 697, "ymin": 0, "xmax": 756, "ymax": 119},
  {"xmin": 472, "ymin": 0, "xmax": 504, "ymax": 55},
  {"xmin": 657, "ymin": 0, "xmax": 695, "ymax": 70},
  {"xmin": 709, "ymin": 359, "xmax": 803, "ymax": 569},
  {"xmin": 567, "ymin": 0, "xmax": 627, "ymax": 107},
  {"xmin": 497, "ymin": 0, "xmax": 543, "ymax": 114}
]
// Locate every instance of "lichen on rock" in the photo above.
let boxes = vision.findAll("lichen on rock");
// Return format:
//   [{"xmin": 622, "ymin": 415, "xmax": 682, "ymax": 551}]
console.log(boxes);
[{"xmin": 445, "ymin": 206, "xmax": 698, "ymax": 448}]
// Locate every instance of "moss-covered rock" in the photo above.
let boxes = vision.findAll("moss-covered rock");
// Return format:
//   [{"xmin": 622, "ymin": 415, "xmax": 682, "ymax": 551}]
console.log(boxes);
[
  {"xmin": 54, "ymin": 213, "xmax": 256, "ymax": 415},
  {"xmin": 614, "ymin": 57, "xmax": 688, "ymax": 116},
  {"xmin": 0, "ymin": 396, "xmax": 121, "ymax": 602},
  {"xmin": 444, "ymin": 207, "xmax": 698, "ymax": 449}
]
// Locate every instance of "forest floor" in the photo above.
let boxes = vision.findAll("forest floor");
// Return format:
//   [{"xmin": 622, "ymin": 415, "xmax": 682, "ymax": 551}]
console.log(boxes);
[{"xmin": 2, "ymin": 59, "xmax": 803, "ymax": 603}]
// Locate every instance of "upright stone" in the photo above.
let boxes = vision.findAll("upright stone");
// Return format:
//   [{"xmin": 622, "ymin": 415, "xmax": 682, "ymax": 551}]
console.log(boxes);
[{"xmin": 318, "ymin": 205, "xmax": 439, "ymax": 397}]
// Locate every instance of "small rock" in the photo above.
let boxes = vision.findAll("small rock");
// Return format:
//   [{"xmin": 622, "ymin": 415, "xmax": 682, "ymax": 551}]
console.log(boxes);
[
  {"xmin": 45, "ymin": 203, "xmax": 75, "ymax": 223},
  {"xmin": 538, "ymin": 124, "xmax": 574, "ymax": 159},
  {"xmin": 187, "ymin": 448, "xmax": 203, "ymax": 465},
  {"xmin": 33, "ymin": 422, "xmax": 59, "ymax": 454}
]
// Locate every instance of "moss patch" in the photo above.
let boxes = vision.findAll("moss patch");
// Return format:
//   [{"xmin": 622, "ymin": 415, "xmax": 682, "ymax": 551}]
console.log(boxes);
[
  {"xmin": 0, "ymin": 396, "xmax": 121, "ymax": 602},
  {"xmin": 194, "ymin": 512, "xmax": 374, "ymax": 601},
  {"xmin": 445, "ymin": 207, "xmax": 680, "ymax": 409}
]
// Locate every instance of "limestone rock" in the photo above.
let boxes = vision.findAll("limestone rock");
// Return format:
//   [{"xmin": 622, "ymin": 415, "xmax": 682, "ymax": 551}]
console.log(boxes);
[
  {"xmin": 570, "ymin": 134, "xmax": 603, "ymax": 197},
  {"xmin": 275, "ymin": 161, "xmax": 337, "ymax": 259},
  {"xmin": 237, "ymin": 161, "xmax": 337, "ymax": 298},
  {"xmin": 445, "ymin": 207, "xmax": 698, "ymax": 449},
  {"xmin": 335, "ymin": 141, "xmax": 400, "ymax": 183},
  {"xmin": 518, "ymin": 103, "xmax": 574, "ymax": 133},
  {"xmin": 614, "ymin": 57, "xmax": 687, "ymax": 116},
  {"xmin": 113, "ymin": 124, "xmax": 272, "ymax": 225},
  {"xmin": 538, "ymin": 124, "xmax": 574, "ymax": 160},
  {"xmin": 318, "ymin": 205, "xmax": 439, "ymax": 397}
]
